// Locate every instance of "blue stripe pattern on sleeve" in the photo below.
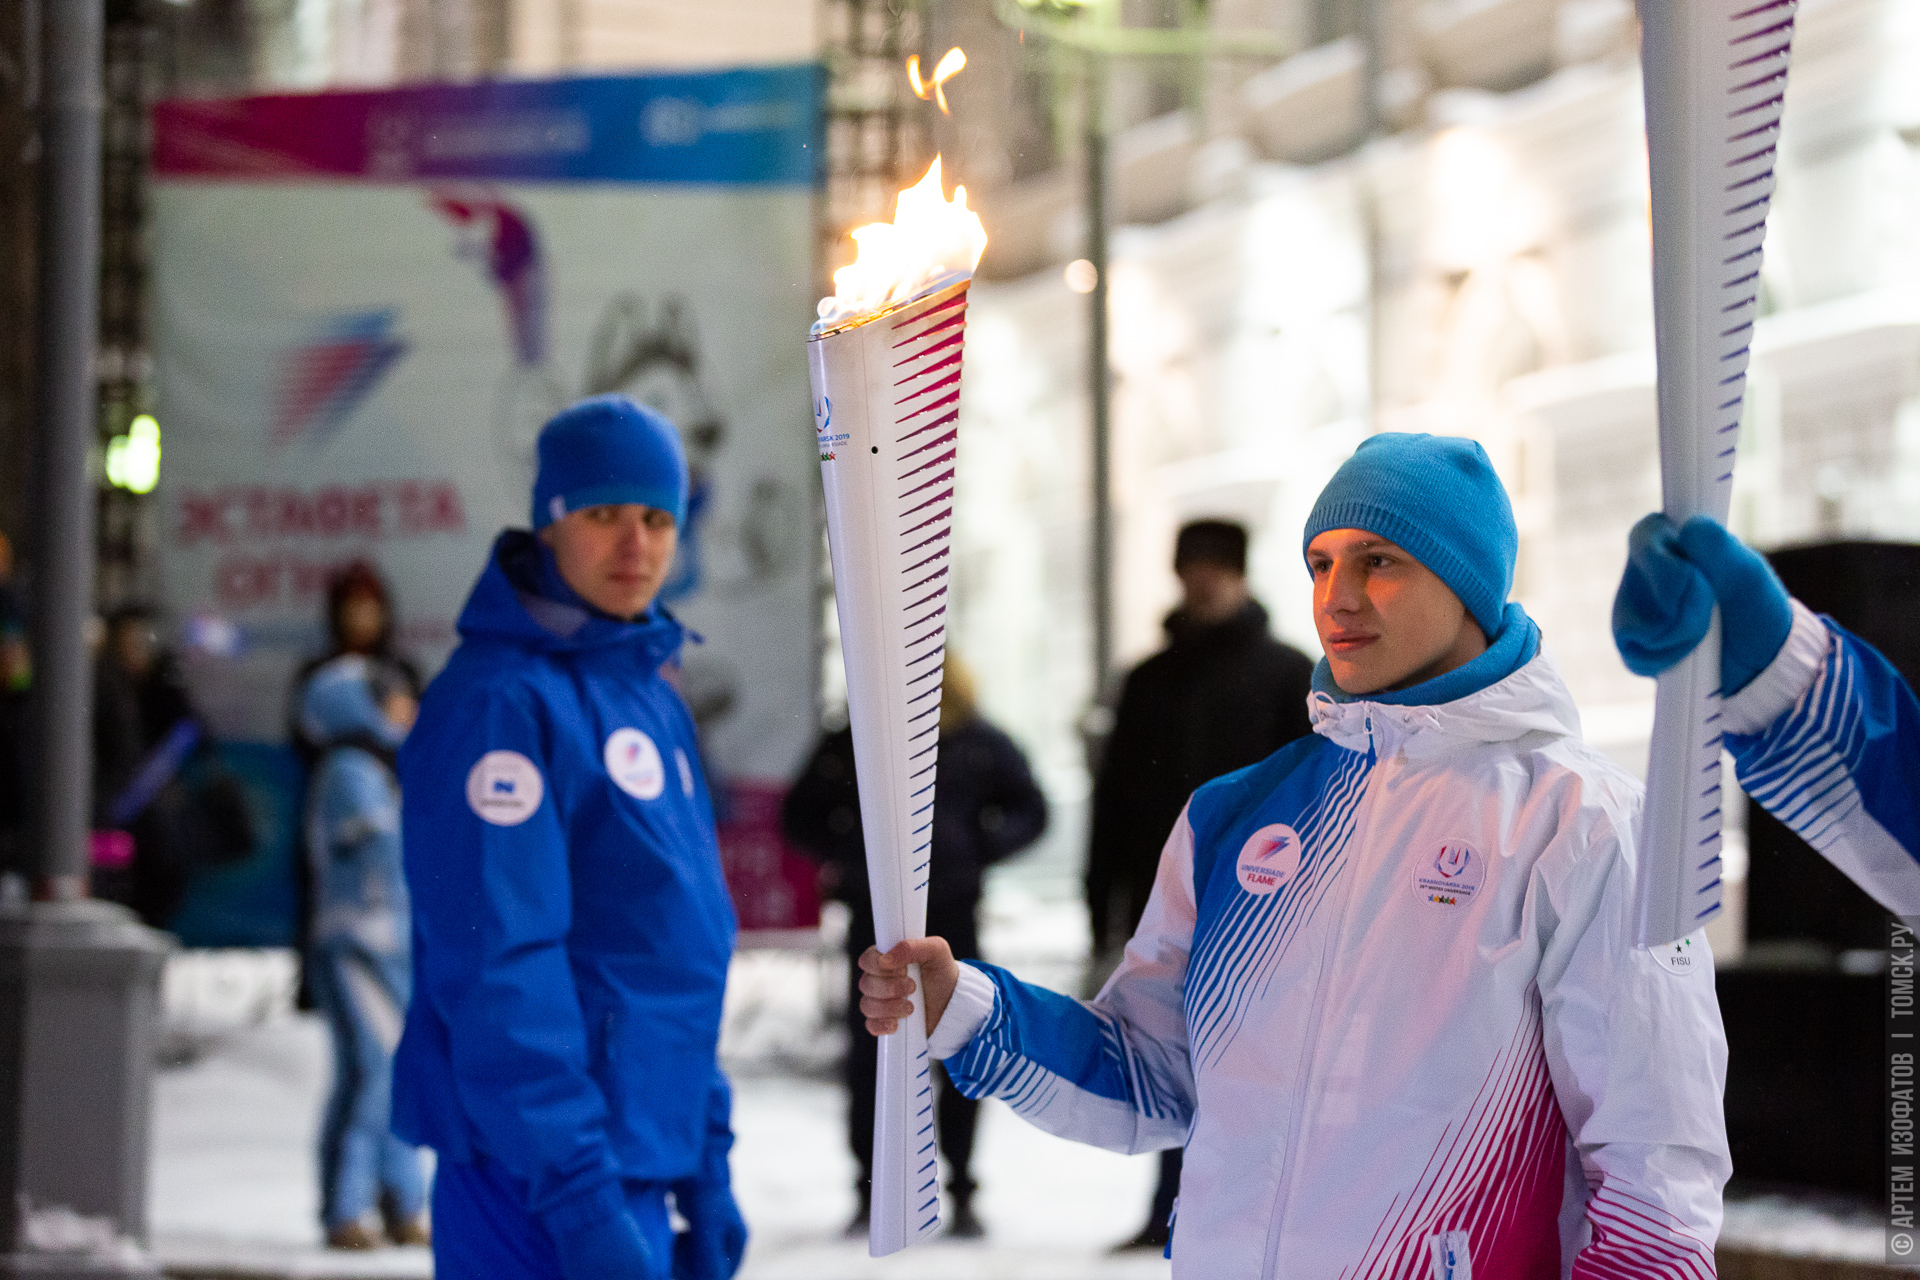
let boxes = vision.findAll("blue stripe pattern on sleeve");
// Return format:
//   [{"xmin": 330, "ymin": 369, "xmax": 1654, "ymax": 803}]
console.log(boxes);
[
  {"xmin": 1729, "ymin": 619, "xmax": 1920, "ymax": 860},
  {"xmin": 945, "ymin": 963, "xmax": 1184, "ymax": 1125}
]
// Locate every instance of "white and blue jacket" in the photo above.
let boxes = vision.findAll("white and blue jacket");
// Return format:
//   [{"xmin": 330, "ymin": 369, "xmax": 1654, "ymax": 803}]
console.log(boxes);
[
  {"xmin": 392, "ymin": 532, "xmax": 739, "ymax": 1243},
  {"xmin": 930, "ymin": 649, "xmax": 1730, "ymax": 1279},
  {"xmin": 1723, "ymin": 600, "xmax": 1920, "ymax": 910}
]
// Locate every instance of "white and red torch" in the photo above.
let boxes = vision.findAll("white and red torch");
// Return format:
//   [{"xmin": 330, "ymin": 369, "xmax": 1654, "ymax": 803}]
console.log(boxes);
[
  {"xmin": 808, "ymin": 150, "xmax": 986, "ymax": 1255},
  {"xmin": 1634, "ymin": 0, "xmax": 1795, "ymax": 947}
]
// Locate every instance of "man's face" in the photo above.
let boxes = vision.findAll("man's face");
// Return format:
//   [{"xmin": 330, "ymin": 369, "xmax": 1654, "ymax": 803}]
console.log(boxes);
[
  {"xmin": 338, "ymin": 593, "xmax": 386, "ymax": 653},
  {"xmin": 1306, "ymin": 527, "xmax": 1487, "ymax": 694},
  {"xmin": 539, "ymin": 503, "xmax": 678, "ymax": 620},
  {"xmin": 1176, "ymin": 560, "xmax": 1249, "ymax": 626}
]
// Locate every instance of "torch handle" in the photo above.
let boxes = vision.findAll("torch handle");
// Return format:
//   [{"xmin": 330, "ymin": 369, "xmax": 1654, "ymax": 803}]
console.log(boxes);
[{"xmin": 870, "ymin": 964, "xmax": 938, "ymax": 1255}]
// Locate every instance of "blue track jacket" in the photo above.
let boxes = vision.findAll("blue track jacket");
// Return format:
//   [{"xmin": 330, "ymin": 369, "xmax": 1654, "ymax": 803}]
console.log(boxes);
[{"xmin": 393, "ymin": 531, "xmax": 738, "ymax": 1239}]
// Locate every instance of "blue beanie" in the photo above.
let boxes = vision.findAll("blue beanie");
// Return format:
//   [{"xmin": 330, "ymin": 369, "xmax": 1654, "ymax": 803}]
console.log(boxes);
[
  {"xmin": 1302, "ymin": 433, "xmax": 1516, "ymax": 638},
  {"xmin": 531, "ymin": 395, "xmax": 689, "ymax": 530}
]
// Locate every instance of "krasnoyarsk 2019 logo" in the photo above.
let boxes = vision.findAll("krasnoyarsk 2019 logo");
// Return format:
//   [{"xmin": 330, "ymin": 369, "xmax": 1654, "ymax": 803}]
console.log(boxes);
[{"xmin": 1413, "ymin": 839, "xmax": 1484, "ymax": 908}]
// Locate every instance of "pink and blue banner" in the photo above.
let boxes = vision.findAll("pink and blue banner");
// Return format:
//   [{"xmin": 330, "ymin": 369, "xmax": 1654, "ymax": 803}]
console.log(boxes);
[
  {"xmin": 153, "ymin": 67, "xmax": 823, "ymax": 944},
  {"xmin": 154, "ymin": 65, "xmax": 821, "ymax": 185}
]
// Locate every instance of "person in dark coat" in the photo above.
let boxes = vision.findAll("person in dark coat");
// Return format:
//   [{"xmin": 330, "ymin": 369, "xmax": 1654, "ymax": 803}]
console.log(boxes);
[
  {"xmin": 91, "ymin": 606, "xmax": 232, "ymax": 927},
  {"xmin": 782, "ymin": 655, "xmax": 1048, "ymax": 1239},
  {"xmin": 0, "ymin": 533, "xmax": 31, "ymax": 881},
  {"xmin": 1084, "ymin": 518, "xmax": 1314, "ymax": 1251}
]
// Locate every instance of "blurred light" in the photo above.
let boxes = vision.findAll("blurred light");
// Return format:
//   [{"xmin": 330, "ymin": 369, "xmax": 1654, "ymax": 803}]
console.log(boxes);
[
  {"xmin": 1064, "ymin": 258, "xmax": 1098, "ymax": 293},
  {"xmin": 183, "ymin": 613, "xmax": 245, "ymax": 659},
  {"xmin": 105, "ymin": 414, "xmax": 161, "ymax": 494},
  {"xmin": 1427, "ymin": 127, "xmax": 1542, "ymax": 271}
]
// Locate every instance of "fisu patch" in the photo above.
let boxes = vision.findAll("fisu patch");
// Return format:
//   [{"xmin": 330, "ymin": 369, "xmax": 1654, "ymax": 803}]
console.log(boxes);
[
  {"xmin": 605, "ymin": 728, "xmax": 666, "ymax": 800},
  {"xmin": 1236, "ymin": 823, "xmax": 1303, "ymax": 896},
  {"xmin": 466, "ymin": 750, "xmax": 544, "ymax": 826},
  {"xmin": 1649, "ymin": 931, "xmax": 1705, "ymax": 975},
  {"xmin": 1413, "ymin": 838, "xmax": 1484, "ymax": 909}
]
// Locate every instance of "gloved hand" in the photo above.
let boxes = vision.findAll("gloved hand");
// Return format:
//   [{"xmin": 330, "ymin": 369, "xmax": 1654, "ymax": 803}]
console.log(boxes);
[
  {"xmin": 671, "ymin": 1179, "xmax": 748, "ymax": 1280},
  {"xmin": 552, "ymin": 1208, "xmax": 662, "ymax": 1280},
  {"xmin": 1612, "ymin": 513, "xmax": 1793, "ymax": 695}
]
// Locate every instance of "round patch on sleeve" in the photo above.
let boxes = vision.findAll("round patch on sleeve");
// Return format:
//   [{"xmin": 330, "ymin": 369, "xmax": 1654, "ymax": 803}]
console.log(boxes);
[
  {"xmin": 605, "ymin": 728, "xmax": 666, "ymax": 801},
  {"xmin": 1413, "ymin": 838, "xmax": 1485, "ymax": 909},
  {"xmin": 1236, "ymin": 824, "xmax": 1303, "ymax": 896},
  {"xmin": 675, "ymin": 747, "xmax": 696, "ymax": 798},
  {"xmin": 1650, "ymin": 931, "xmax": 1706, "ymax": 975},
  {"xmin": 465, "ymin": 751, "xmax": 545, "ymax": 826}
]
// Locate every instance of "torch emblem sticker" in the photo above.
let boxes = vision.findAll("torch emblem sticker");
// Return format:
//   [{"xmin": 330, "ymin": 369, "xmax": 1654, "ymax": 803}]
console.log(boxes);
[
  {"xmin": 1413, "ymin": 839, "xmax": 1485, "ymax": 909},
  {"xmin": 815, "ymin": 396, "xmax": 843, "ymax": 462},
  {"xmin": 1235, "ymin": 824, "xmax": 1303, "ymax": 897},
  {"xmin": 604, "ymin": 728, "xmax": 666, "ymax": 801}
]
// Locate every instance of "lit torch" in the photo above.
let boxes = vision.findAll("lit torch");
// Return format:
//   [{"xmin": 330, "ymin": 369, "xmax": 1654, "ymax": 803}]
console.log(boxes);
[{"xmin": 808, "ymin": 87, "xmax": 985, "ymax": 1257}]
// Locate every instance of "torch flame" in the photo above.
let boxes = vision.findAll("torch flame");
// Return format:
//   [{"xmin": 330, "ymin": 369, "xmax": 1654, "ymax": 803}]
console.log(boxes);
[
  {"xmin": 816, "ymin": 156, "xmax": 987, "ymax": 330},
  {"xmin": 907, "ymin": 47, "xmax": 967, "ymax": 115}
]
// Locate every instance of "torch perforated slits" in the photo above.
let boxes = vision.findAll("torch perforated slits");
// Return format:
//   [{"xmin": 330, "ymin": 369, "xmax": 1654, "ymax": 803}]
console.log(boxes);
[{"xmin": 1634, "ymin": 0, "xmax": 1796, "ymax": 947}]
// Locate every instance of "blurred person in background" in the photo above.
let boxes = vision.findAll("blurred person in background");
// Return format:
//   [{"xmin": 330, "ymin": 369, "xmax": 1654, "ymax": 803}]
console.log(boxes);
[
  {"xmin": 1082, "ymin": 518, "xmax": 1313, "ymax": 1251},
  {"xmin": 292, "ymin": 563, "xmax": 424, "ymax": 766},
  {"xmin": 781, "ymin": 655, "xmax": 1047, "ymax": 1239},
  {"xmin": 291, "ymin": 563, "xmax": 422, "ymax": 1003},
  {"xmin": 394, "ymin": 396, "xmax": 746, "ymax": 1280},
  {"xmin": 300, "ymin": 656, "xmax": 429, "ymax": 1249},
  {"xmin": 92, "ymin": 605, "xmax": 251, "ymax": 926},
  {"xmin": 0, "ymin": 532, "xmax": 29, "ymax": 881}
]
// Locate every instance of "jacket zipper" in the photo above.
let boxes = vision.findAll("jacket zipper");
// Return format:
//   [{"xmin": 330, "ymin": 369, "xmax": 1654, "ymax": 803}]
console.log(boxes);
[{"xmin": 1258, "ymin": 730, "xmax": 1379, "ymax": 1278}]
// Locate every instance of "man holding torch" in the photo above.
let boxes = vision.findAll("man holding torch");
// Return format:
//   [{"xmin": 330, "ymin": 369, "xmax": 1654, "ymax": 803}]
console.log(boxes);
[
  {"xmin": 392, "ymin": 395, "xmax": 747, "ymax": 1280},
  {"xmin": 861, "ymin": 434, "xmax": 1732, "ymax": 1276}
]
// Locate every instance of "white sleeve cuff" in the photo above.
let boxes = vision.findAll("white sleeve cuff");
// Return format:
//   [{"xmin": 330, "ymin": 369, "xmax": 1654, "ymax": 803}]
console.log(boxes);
[
  {"xmin": 1721, "ymin": 599, "xmax": 1829, "ymax": 736},
  {"xmin": 924, "ymin": 961, "xmax": 996, "ymax": 1060}
]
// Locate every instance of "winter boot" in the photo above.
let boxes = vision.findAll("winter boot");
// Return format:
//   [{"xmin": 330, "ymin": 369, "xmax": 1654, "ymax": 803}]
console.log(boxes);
[
  {"xmin": 946, "ymin": 1181, "xmax": 985, "ymax": 1240},
  {"xmin": 380, "ymin": 1190, "xmax": 431, "ymax": 1246},
  {"xmin": 326, "ymin": 1218, "xmax": 384, "ymax": 1251}
]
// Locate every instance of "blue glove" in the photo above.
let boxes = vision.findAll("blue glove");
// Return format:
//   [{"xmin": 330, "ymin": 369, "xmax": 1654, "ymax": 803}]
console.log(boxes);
[
  {"xmin": 671, "ymin": 1180, "xmax": 748, "ymax": 1280},
  {"xmin": 552, "ymin": 1208, "xmax": 662, "ymax": 1280},
  {"xmin": 1612, "ymin": 513, "xmax": 1793, "ymax": 695}
]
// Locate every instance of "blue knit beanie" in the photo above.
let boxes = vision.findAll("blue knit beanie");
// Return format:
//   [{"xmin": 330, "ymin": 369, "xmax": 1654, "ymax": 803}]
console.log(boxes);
[
  {"xmin": 531, "ymin": 395, "xmax": 689, "ymax": 530},
  {"xmin": 1302, "ymin": 433, "xmax": 1516, "ymax": 638}
]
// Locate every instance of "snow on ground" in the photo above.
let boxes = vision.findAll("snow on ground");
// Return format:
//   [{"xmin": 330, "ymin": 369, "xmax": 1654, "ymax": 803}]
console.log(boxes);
[{"xmin": 151, "ymin": 883, "xmax": 1169, "ymax": 1278}]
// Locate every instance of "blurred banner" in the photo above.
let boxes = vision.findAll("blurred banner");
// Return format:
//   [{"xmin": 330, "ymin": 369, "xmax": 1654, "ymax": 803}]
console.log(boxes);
[{"xmin": 152, "ymin": 68, "xmax": 824, "ymax": 943}]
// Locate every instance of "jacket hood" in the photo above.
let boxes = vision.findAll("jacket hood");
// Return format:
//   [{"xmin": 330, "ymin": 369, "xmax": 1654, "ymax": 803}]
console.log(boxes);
[
  {"xmin": 301, "ymin": 656, "xmax": 406, "ymax": 752},
  {"xmin": 1309, "ymin": 645, "xmax": 1582, "ymax": 761},
  {"xmin": 457, "ymin": 530, "xmax": 687, "ymax": 670}
]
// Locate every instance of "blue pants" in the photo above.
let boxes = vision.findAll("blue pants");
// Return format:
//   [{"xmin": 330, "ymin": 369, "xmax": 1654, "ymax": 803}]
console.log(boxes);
[
  {"xmin": 310, "ymin": 942, "xmax": 427, "ymax": 1230},
  {"xmin": 433, "ymin": 1158, "xmax": 673, "ymax": 1280}
]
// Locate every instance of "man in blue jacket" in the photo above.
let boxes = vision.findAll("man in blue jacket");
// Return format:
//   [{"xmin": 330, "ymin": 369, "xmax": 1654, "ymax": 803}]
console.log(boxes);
[{"xmin": 393, "ymin": 395, "xmax": 747, "ymax": 1280}]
